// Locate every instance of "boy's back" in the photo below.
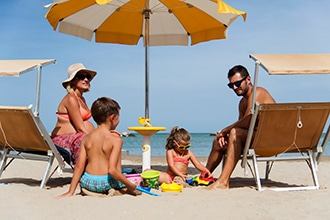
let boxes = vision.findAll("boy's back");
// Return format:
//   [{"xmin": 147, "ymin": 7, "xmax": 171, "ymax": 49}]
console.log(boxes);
[
  {"xmin": 57, "ymin": 97, "xmax": 140, "ymax": 198},
  {"xmin": 82, "ymin": 128, "xmax": 122, "ymax": 176}
]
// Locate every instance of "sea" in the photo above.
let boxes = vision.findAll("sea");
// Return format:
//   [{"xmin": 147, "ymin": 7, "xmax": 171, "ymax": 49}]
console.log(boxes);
[{"xmin": 122, "ymin": 133, "xmax": 330, "ymax": 157}]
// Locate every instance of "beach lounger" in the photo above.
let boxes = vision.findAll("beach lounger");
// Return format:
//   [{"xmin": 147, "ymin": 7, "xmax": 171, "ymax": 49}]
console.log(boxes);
[
  {"xmin": 241, "ymin": 54, "xmax": 330, "ymax": 191},
  {"xmin": 0, "ymin": 105, "xmax": 65, "ymax": 188},
  {"xmin": 241, "ymin": 102, "xmax": 330, "ymax": 191}
]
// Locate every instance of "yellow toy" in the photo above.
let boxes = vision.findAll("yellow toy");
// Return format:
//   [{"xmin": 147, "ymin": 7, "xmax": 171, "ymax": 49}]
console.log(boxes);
[{"xmin": 160, "ymin": 182, "xmax": 183, "ymax": 193}]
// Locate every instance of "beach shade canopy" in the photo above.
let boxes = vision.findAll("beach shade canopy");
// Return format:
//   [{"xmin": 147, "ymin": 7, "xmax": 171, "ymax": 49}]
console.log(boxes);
[
  {"xmin": 0, "ymin": 59, "xmax": 56, "ymax": 115},
  {"xmin": 249, "ymin": 54, "xmax": 330, "ymax": 75},
  {"xmin": 248, "ymin": 54, "xmax": 330, "ymax": 113},
  {"xmin": 45, "ymin": 0, "xmax": 246, "ymax": 119}
]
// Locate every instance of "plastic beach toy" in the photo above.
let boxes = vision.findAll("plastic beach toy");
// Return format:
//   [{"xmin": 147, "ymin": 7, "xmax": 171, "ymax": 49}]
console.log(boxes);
[
  {"xmin": 188, "ymin": 171, "xmax": 215, "ymax": 186},
  {"xmin": 125, "ymin": 173, "xmax": 142, "ymax": 186},
  {"xmin": 160, "ymin": 182, "xmax": 183, "ymax": 192},
  {"xmin": 136, "ymin": 186, "xmax": 161, "ymax": 196},
  {"xmin": 141, "ymin": 170, "xmax": 160, "ymax": 189}
]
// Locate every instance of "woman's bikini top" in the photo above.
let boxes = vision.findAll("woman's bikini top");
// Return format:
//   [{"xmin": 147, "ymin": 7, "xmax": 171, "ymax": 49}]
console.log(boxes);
[
  {"xmin": 56, "ymin": 93, "xmax": 92, "ymax": 121},
  {"xmin": 173, "ymin": 157, "xmax": 189, "ymax": 165}
]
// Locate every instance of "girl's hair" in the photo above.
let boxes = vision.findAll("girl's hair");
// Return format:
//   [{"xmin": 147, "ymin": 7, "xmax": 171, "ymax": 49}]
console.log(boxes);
[
  {"xmin": 165, "ymin": 126, "xmax": 190, "ymax": 150},
  {"xmin": 91, "ymin": 97, "xmax": 121, "ymax": 125}
]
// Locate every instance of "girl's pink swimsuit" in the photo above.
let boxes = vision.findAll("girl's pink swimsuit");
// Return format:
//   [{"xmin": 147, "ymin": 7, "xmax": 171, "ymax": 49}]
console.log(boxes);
[{"xmin": 167, "ymin": 157, "xmax": 189, "ymax": 181}]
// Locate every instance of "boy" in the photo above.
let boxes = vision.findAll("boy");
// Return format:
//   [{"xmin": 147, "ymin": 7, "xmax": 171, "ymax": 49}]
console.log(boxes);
[{"xmin": 57, "ymin": 97, "xmax": 141, "ymax": 198}]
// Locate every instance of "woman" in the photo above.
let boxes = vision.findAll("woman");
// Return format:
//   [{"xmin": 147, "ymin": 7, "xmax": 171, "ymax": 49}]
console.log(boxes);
[{"xmin": 51, "ymin": 63, "xmax": 96, "ymax": 165}]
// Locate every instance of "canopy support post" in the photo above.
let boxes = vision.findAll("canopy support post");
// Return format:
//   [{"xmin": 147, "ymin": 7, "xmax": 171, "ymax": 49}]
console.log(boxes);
[{"xmin": 35, "ymin": 65, "xmax": 42, "ymax": 116}]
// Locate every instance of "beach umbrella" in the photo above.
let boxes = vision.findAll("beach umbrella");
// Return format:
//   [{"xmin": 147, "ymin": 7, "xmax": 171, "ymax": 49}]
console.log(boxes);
[{"xmin": 45, "ymin": 0, "xmax": 246, "ymax": 120}]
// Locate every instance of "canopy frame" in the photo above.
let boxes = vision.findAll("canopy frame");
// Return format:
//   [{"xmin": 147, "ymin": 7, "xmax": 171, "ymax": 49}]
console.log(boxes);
[
  {"xmin": 249, "ymin": 54, "xmax": 330, "ymax": 114},
  {"xmin": 0, "ymin": 59, "xmax": 56, "ymax": 115}
]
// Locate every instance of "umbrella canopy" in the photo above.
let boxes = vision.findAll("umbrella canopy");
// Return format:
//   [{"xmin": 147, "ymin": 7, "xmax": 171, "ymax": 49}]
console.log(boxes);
[{"xmin": 45, "ymin": 0, "xmax": 246, "ymax": 119}]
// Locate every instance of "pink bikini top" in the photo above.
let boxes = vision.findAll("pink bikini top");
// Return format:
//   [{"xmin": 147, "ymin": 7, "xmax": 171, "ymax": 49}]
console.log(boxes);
[
  {"xmin": 173, "ymin": 157, "xmax": 189, "ymax": 165},
  {"xmin": 56, "ymin": 94, "xmax": 92, "ymax": 121}
]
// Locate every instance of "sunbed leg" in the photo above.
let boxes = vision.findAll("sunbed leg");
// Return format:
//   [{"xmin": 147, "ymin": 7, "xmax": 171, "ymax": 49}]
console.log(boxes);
[
  {"xmin": 265, "ymin": 162, "xmax": 270, "ymax": 180},
  {"xmin": 308, "ymin": 150, "xmax": 320, "ymax": 189},
  {"xmin": 0, "ymin": 148, "xmax": 10, "ymax": 178},
  {"xmin": 40, "ymin": 151, "xmax": 55, "ymax": 189},
  {"xmin": 252, "ymin": 153, "xmax": 262, "ymax": 191}
]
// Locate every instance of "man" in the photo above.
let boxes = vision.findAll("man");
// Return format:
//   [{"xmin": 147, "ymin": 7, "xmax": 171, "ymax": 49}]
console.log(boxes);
[{"xmin": 206, "ymin": 65, "xmax": 275, "ymax": 189}]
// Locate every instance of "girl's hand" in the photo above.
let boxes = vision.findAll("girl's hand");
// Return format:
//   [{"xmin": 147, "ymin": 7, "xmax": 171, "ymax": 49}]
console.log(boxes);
[{"xmin": 201, "ymin": 170, "xmax": 213, "ymax": 178}]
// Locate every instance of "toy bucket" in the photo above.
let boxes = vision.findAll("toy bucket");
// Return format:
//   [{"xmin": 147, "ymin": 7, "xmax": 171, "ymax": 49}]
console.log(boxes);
[
  {"xmin": 141, "ymin": 170, "xmax": 160, "ymax": 189},
  {"xmin": 125, "ymin": 173, "xmax": 142, "ymax": 186}
]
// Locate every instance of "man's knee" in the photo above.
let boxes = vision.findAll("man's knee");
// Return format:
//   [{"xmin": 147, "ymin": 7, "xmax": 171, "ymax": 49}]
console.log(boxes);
[{"xmin": 228, "ymin": 127, "xmax": 247, "ymax": 140}]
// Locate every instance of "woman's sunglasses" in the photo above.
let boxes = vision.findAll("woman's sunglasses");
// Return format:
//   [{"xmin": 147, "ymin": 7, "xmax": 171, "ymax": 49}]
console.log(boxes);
[
  {"xmin": 227, "ymin": 76, "xmax": 247, "ymax": 89},
  {"xmin": 174, "ymin": 140, "xmax": 191, "ymax": 149},
  {"xmin": 75, "ymin": 73, "xmax": 92, "ymax": 80}
]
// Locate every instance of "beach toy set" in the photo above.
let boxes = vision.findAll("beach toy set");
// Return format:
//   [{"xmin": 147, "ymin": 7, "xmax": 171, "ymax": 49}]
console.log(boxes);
[{"xmin": 125, "ymin": 171, "xmax": 159, "ymax": 195}]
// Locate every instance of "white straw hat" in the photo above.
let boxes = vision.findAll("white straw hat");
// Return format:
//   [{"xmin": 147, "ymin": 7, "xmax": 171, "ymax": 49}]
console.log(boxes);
[{"xmin": 62, "ymin": 63, "xmax": 97, "ymax": 88}]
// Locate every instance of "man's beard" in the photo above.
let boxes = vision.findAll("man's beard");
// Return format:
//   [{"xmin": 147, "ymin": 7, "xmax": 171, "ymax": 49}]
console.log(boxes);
[{"xmin": 234, "ymin": 88, "xmax": 247, "ymax": 97}]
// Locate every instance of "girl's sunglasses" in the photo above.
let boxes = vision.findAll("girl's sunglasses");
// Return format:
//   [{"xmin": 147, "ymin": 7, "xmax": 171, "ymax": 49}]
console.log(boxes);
[
  {"xmin": 174, "ymin": 140, "xmax": 191, "ymax": 149},
  {"xmin": 75, "ymin": 73, "xmax": 92, "ymax": 80}
]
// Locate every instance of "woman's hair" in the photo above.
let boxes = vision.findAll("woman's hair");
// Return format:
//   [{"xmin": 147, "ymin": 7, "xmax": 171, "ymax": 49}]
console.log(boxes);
[
  {"xmin": 65, "ymin": 80, "xmax": 90, "ymax": 94},
  {"xmin": 91, "ymin": 97, "xmax": 121, "ymax": 125},
  {"xmin": 165, "ymin": 126, "xmax": 190, "ymax": 150},
  {"xmin": 65, "ymin": 83, "xmax": 75, "ymax": 93}
]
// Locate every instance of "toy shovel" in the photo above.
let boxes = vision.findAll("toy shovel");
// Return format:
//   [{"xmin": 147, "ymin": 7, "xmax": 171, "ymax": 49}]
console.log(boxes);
[{"xmin": 136, "ymin": 186, "xmax": 161, "ymax": 196}]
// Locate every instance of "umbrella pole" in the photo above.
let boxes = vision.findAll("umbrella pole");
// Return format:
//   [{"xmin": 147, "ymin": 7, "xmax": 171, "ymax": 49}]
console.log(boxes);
[{"xmin": 144, "ymin": 6, "xmax": 150, "ymax": 119}]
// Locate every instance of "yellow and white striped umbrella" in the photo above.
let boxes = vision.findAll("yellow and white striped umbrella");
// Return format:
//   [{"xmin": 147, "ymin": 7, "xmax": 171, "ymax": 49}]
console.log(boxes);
[
  {"xmin": 46, "ymin": 0, "xmax": 246, "ymax": 46},
  {"xmin": 45, "ymin": 0, "xmax": 246, "ymax": 118}
]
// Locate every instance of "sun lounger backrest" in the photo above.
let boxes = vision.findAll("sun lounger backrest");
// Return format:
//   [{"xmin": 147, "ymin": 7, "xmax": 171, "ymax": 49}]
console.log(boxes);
[
  {"xmin": 251, "ymin": 102, "xmax": 330, "ymax": 157},
  {"xmin": 0, "ymin": 106, "xmax": 50, "ymax": 152}
]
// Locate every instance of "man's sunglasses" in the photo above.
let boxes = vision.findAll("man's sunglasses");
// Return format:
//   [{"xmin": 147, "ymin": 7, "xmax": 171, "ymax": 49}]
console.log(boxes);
[
  {"xmin": 76, "ymin": 73, "xmax": 92, "ymax": 80},
  {"xmin": 227, "ymin": 76, "xmax": 247, "ymax": 89},
  {"xmin": 174, "ymin": 140, "xmax": 191, "ymax": 149}
]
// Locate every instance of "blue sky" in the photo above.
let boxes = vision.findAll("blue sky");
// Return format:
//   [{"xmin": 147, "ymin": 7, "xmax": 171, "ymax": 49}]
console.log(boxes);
[{"xmin": 0, "ymin": 0, "xmax": 329, "ymax": 133}]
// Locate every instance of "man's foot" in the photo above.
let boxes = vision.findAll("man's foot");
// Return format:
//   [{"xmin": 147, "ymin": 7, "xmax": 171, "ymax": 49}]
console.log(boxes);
[{"xmin": 206, "ymin": 181, "xmax": 229, "ymax": 190}]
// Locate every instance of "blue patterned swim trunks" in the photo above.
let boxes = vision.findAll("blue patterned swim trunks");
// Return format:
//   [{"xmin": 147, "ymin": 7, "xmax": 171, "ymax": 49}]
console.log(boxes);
[{"xmin": 80, "ymin": 172, "xmax": 126, "ymax": 194}]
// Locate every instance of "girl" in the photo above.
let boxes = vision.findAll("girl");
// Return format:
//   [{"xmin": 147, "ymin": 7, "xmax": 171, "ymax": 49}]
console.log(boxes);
[{"xmin": 158, "ymin": 126, "xmax": 212, "ymax": 185}]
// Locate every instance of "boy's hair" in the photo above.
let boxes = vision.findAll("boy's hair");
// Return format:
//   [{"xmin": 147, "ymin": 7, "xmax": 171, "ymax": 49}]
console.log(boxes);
[
  {"xmin": 91, "ymin": 97, "xmax": 121, "ymax": 125},
  {"xmin": 227, "ymin": 65, "xmax": 250, "ymax": 78},
  {"xmin": 165, "ymin": 126, "xmax": 190, "ymax": 150}
]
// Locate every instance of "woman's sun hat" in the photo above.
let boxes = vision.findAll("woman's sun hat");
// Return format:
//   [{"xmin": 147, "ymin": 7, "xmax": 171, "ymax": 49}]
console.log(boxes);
[{"xmin": 62, "ymin": 63, "xmax": 97, "ymax": 88}]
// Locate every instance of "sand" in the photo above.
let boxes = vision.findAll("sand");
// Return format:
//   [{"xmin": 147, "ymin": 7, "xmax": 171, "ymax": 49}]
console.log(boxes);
[{"xmin": 0, "ymin": 155, "xmax": 330, "ymax": 219}]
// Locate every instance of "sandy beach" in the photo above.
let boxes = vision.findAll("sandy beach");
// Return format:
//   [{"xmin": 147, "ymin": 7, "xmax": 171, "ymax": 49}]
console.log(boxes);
[{"xmin": 1, "ymin": 154, "xmax": 330, "ymax": 219}]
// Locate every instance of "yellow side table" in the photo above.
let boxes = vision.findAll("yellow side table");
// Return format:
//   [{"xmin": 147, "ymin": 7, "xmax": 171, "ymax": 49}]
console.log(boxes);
[{"xmin": 128, "ymin": 118, "xmax": 166, "ymax": 171}]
